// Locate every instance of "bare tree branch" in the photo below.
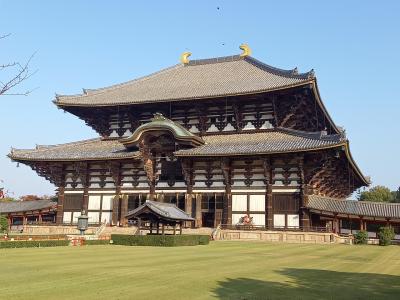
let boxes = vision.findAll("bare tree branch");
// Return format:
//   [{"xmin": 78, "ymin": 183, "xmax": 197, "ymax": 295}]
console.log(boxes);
[{"xmin": 0, "ymin": 33, "xmax": 37, "ymax": 96}]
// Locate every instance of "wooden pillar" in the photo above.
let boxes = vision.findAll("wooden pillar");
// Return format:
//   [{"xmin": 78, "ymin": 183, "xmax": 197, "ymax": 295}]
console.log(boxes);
[
  {"xmin": 221, "ymin": 158, "xmax": 232, "ymax": 225},
  {"xmin": 137, "ymin": 217, "xmax": 141, "ymax": 235},
  {"xmin": 156, "ymin": 221, "xmax": 160, "ymax": 234},
  {"xmin": 120, "ymin": 195, "xmax": 128, "ymax": 226},
  {"xmin": 56, "ymin": 186, "xmax": 65, "ymax": 225},
  {"xmin": 150, "ymin": 222, "xmax": 153, "ymax": 234},
  {"xmin": 300, "ymin": 184, "xmax": 311, "ymax": 229},
  {"xmin": 82, "ymin": 187, "xmax": 89, "ymax": 214},
  {"xmin": 195, "ymin": 194, "xmax": 202, "ymax": 228},
  {"xmin": 173, "ymin": 224, "xmax": 176, "ymax": 235},
  {"xmin": 7, "ymin": 215, "xmax": 11, "ymax": 231},
  {"xmin": 266, "ymin": 184, "xmax": 273, "ymax": 229},
  {"xmin": 38, "ymin": 212, "xmax": 42, "ymax": 225},
  {"xmin": 182, "ymin": 158, "xmax": 194, "ymax": 227},
  {"xmin": 180, "ymin": 221, "xmax": 183, "ymax": 235},
  {"xmin": 112, "ymin": 195, "xmax": 120, "ymax": 226},
  {"xmin": 161, "ymin": 223, "xmax": 165, "ymax": 235},
  {"xmin": 359, "ymin": 217, "xmax": 364, "ymax": 231},
  {"xmin": 222, "ymin": 190, "xmax": 232, "ymax": 226},
  {"xmin": 333, "ymin": 214, "xmax": 338, "ymax": 233},
  {"xmin": 298, "ymin": 156, "xmax": 310, "ymax": 230},
  {"xmin": 23, "ymin": 214, "xmax": 27, "ymax": 226}
]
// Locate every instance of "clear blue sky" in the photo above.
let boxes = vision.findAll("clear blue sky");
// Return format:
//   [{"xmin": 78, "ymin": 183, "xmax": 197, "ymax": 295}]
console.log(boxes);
[{"xmin": 1, "ymin": 0, "xmax": 399, "ymax": 197}]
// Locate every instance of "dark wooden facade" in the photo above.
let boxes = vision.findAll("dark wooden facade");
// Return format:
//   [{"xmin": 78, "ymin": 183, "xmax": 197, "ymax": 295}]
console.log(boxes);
[{"xmin": 9, "ymin": 51, "xmax": 372, "ymax": 230}]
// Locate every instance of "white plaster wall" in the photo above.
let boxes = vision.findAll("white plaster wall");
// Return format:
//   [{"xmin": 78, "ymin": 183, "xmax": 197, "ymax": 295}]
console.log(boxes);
[
  {"xmin": 249, "ymin": 195, "xmax": 265, "ymax": 211},
  {"xmin": 232, "ymin": 194, "xmax": 247, "ymax": 211}
]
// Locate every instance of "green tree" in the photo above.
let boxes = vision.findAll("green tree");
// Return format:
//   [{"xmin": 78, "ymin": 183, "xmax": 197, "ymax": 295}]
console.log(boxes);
[
  {"xmin": 391, "ymin": 187, "xmax": 400, "ymax": 203},
  {"xmin": 358, "ymin": 186, "xmax": 394, "ymax": 202},
  {"xmin": 0, "ymin": 215, "xmax": 8, "ymax": 233}
]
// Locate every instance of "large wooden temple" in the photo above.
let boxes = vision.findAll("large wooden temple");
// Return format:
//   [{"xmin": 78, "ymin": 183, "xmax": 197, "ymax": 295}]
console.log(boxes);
[{"xmin": 9, "ymin": 45, "xmax": 399, "ymax": 234}]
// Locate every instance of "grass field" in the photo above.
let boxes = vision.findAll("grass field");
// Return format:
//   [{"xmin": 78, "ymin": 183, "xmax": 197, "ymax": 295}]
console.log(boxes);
[{"xmin": 1, "ymin": 242, "xmax": 399, "ymax": 299}]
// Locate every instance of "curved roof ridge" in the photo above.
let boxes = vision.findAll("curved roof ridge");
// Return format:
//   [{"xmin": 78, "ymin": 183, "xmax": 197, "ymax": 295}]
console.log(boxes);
[
  {"xmin": 276, "ymin": 127, "xmax": 344, "ymax": 142},
  {"xmin": 11, "ymin": 138, "xmax": 102, "ymax": 154},
  {"xmin": 245, "ymin": 56, "xmax": 314, "ymax": 79},
  {"xmin": 55, "ymin": 64, "xmax": 183, "ymax": 101},
  {"xmin": 187, "ymin": 54, "xmax": 242, "ymax": 65}
]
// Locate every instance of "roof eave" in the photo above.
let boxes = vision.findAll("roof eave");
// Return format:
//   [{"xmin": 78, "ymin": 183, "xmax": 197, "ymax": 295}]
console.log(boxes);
[
  {"xmin": 54, "ymin": 81, "xmax": 314, "ymax": 108},
  {"xmin": 310, "ymin": 79, "xmax": 341, "ymax": 134}
]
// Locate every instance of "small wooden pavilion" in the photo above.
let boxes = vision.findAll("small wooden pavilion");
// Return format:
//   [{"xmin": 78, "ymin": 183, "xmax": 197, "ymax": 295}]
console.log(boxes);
[{"xmin": 125, "ymin": 200, "xmax": 195, "ymax": 235}]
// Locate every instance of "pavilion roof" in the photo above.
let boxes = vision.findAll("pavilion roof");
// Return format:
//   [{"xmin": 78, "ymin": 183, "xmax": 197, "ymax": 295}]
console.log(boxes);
[
  {"xmin": 0, "ymin": 200, "xmax": 57, "ymax": 214},
  {"xmin": 54, "ymin": 55, "xmax": 314, "ymax": 107},
  {"xmin": 306, "ymin": 195, "xmax": 400, "ymax": 219},
  {"xmin": 121, "ymin": 113, "xmax": 205, "ymax": 148},
  {"xmin": 125, "ymin": 200, "xmax": 195, "ymax": 222}
]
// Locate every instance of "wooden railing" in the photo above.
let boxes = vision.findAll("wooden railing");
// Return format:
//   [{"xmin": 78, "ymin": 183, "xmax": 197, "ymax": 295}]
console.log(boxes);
[{"xmin": 219, "ymin": 224, "xmax": 330, "ymax": 233}]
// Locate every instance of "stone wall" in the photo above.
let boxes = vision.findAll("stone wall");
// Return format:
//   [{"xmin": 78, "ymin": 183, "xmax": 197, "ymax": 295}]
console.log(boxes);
[
  {"xmin": 218, "ymin": 229, "xmax": 338, "ymax": 244},
  {"xmin": 22, "ymin": 225, "xmax": 97, "ymax": 235}
]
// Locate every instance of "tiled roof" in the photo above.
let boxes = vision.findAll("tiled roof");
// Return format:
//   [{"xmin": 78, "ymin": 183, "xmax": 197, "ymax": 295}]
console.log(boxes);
[
  {"xmin": 175, "ymin": 128, "xmax": 345, "ymax": 157},
  {"xmin": 55, "ymin": 55, "xmax": 313, "ymax": 107},
  {"xmin": 125, "ymin": 200, "xmax": 195, "ymax": 221},
  {"xmin": 8, "ymin": 128, "xmax": 345, "ymax": 161},
  {"xmin": 9, "ymin": 138, "xmax": 140, "ymax": 161},
  {"xmin": 307, "ymin": 195, "xmax": 400, "ymax": 219},
  {"xmin": 0, "ymin": 200, "xmax": 57, "ymax": 214}
]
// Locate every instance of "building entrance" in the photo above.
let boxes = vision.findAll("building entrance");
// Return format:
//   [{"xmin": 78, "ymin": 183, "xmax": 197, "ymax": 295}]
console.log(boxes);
[{"xmin": 202, "ymin": 212, "xmax": 215, "ymax": 228}]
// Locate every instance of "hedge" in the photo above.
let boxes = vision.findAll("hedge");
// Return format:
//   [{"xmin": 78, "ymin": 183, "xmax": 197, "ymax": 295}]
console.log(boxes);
[
  {"xmin": 111, "ymin": 234, "xmax": 210, "ymax": 247},
  {"xmin": 0, "ymin": 240, "xmax": 69, "ymax": 248},
  {"xmin": 84, "ymin": 239, "xmax": 111, "ymax": 245}
]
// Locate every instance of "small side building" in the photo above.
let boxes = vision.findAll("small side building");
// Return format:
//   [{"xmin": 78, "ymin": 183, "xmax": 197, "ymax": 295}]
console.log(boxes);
[
  {"xmin": 0, "ymin": 200, "xmax": 57, "ymax": 230},
  {"xmin": 126, "ymin": 200, "xmax": 195, "ymax": 235}
]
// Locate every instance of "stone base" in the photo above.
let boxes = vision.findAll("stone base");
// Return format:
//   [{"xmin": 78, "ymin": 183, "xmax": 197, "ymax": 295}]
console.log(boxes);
[{"xmin": 219, "ymin": 229, "xmax": 339, "ymax": 244}]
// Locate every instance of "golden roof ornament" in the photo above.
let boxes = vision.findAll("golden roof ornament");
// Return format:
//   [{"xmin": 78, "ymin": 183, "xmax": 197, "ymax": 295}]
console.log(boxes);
[
  {"xmin": 239, "ymin": 44, "xmax": 251, "ymax": 57},
  {"xmin": 180, "ymin": 51, "xmax": 192, "ymax": 64}
]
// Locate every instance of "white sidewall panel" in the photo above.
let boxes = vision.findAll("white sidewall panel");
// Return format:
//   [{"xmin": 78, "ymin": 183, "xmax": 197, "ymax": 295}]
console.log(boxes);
[
  {"xmin": 88, "ymin": 195, "xmax": 101, "ymax": 210},
  {"xmin": 273, "ymin": 214, "xmax": 285, "ymax": 228},
  {"xmin": 102, "ymin": 195, "xmax": 114, "ymax": 210},
  {"xmin": 232, "ymin": 194, "xmax": 247, "ymax": 211},
  {"xmin": 251, "ymin": 214, "xmax": 265, "ymax": 226},
  {"xmin": 232, "ymin": 213, "xmax": 244, "ymax": 225},
  {"xmin": 88, "ymin": 212, "xmax": 100, "ymax": 223},
  {"xmin": 287, "ymin": 214, "xmax": 299, "ymax": 228},
  {"xmin": 63, "ymin": 212, "xmax": 72, "ymax": 224},
  {"xmin": 249, "ymin": 195, "xmax": 265, "ymax": 211},
  {"xmin": 101, "ymin": 212, "xmax": 112, "ymax": 224}
]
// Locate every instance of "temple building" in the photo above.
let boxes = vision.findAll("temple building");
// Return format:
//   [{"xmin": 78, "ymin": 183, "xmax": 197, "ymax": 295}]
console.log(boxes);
[{"xmin": 8, "ymin": 45, "xmax": 400, "ymax": 235}]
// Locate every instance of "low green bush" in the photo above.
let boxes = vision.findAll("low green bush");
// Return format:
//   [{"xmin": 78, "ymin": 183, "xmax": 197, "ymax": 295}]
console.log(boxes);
[
  {"xmin": 84, "ymin": 239, "xmax": 110, "ymax": 245},
  {"xmin": 354, "ymin": 230, "xmax": 369, "ymax": 245},
  {"xmin": 378, "ymin": 227, "xmax": 395, "ymax": 246},
  {"xmin": 111, "ymin": 234, "xmax": 210, "ymax": 247},
  {"xmin": 0, "ymin": 240, "xmax": 69, "ymax": 248}
]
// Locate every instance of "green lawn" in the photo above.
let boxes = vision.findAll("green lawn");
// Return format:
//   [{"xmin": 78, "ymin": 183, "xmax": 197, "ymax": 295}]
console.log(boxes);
[{"xmin": 1, "ymin": 242, "xmax": 400, "ymax": 300}]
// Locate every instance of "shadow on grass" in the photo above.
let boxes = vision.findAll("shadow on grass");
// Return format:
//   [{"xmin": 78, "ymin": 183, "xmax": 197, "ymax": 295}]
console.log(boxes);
[{"xmin": 213, "ymin": 268, "xmax": 400, "ymax": 299}]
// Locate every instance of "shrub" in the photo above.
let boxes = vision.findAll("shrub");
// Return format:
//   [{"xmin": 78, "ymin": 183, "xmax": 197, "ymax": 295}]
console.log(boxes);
[
  {"xmin": 111, "ymin": 234, "xmax": 210, "ymax": 247},
  {"xmin": 378, "ymin": 227, "xmax": 395, "ymax": 246},
  {"xmin": 84, "ymin": 239, "xmax": 110, "ymax": 245},
  {"xmin": 354, "ymin": 230, "xmax": 369, "ymax": 245},
  {"xmin": 0, "ymin": 215, "xmax": 8, "ymax": 233},
  {"xmin": 0, "ymin": 240, "xmax": 69, "ymax": 248}
]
